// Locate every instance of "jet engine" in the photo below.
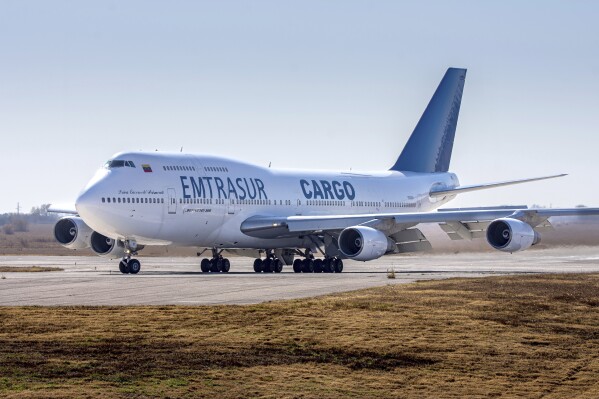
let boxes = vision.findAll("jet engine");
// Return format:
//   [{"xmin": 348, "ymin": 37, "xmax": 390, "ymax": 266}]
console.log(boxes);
[
  {"xmin": 338, "ymin": 226, "xmax": 395, "ymax": 261},
  {"xmin": 53, "ymin": 217, "xmax": 93, "ymax": 250},
  {"xmin": 90, "ymin": 231, "xmax": 126, "ymax": 259},
  {"xmin": 486, "ymin": 218, "xmax": 540, "ymax": 253}
]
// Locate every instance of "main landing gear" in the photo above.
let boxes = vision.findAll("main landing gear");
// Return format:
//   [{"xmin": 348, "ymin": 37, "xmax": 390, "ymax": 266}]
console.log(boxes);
[
  {"xmin": 200, "ymin": 248, "xmax": 231, "ymax": 273},
  {"xmin": 293, "ymin": 257, "xmax": 343, "ymax": 273},
  {"xmin": 253, "ymin": 251, "xmax": 283, "ymax": 273}
]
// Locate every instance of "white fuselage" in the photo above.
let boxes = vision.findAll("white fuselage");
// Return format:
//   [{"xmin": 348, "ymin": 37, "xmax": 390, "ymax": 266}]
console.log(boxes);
[{"xmin": 76, "ymin": 152, "xmax": 459, "ymax": 249}]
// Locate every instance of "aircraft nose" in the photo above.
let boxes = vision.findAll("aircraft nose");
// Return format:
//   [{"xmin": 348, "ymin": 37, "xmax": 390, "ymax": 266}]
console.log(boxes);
[
  {"xmin": 75, "ymin": 168, "xmax": 109, "ymax": 218},
  {"xmin": 75, "ymin": 184, "xmax": 98, "ymax": 218}
]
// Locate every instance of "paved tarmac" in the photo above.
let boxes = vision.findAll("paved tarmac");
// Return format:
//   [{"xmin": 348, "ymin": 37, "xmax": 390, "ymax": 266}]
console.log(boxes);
[{"xmin": 1, "ymin": 247, "xmax": 598, "ymax": 306}]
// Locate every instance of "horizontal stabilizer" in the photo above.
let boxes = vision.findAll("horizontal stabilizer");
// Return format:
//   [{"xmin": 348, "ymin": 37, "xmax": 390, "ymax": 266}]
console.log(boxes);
[{"xmin": 429, "ymin": 174, "xmax": 567, "ymax": 198}]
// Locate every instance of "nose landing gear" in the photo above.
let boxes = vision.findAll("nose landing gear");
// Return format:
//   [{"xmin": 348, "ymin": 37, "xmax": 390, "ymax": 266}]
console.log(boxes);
[
  {"xmin": 118, "ymin": 240, "xmax": 141, "ymax": 274},
  {"xmin": 119, "ymin": 258, "xmax": 141, "ymax": 274}
]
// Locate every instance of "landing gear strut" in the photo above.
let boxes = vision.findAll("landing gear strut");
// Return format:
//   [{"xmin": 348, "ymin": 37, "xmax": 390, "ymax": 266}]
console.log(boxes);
[
  {"xmin": 253, "ymin": 250, "xmax": 283, "ymax": 273},
  {"xmin": 200, "ymin": 248, "xmax": 231, "ymax": 273}
]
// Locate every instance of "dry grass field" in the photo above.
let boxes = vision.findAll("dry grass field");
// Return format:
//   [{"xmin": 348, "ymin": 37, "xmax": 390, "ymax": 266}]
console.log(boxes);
[
  {"xmin": 0, "ymin": 224, "xmax": 74, "ymax": 256},
  {"xmin": 1, "ymin": 273, "xmax": 598, "ymax": 398},
  {"xmin": 0, "ymin": 266, "xmax": 62, "ymax": 273}
]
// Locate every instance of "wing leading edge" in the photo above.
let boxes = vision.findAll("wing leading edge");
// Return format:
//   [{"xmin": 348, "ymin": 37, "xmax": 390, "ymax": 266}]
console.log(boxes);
[{"xmin": 47, "ymin": 204, "xmax": 78, "ymax": 215}]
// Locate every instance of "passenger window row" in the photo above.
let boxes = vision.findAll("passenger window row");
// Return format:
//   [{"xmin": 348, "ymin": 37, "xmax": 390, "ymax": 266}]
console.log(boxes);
[
  {"xmin": 307, "ymin": 200, "xmax": 345, "ymax": 206},
  {"xmin": 181, "ymin": 198, "xmax": 213, "ymax": 204},
  {"xmin": 101, "ymin": 197, "xmax": 164, "ymax": 204},
  {"xmin": 164, "ymin": 165, "xmax": 196, "ymax": 171},
  {"xmin": 204, "ymin": 166, "xmax": 228, "ymax": 172},
  {"xmin": 351, "ymin": 201, "xmax": 381, "ymax": 207},
  {"xmin": 177, "ymin": 199, "xmax": 293, "ymax": 206},
  {"xmin": 100, "ymin": 196, "xmax": 414, "ymax": 209},
  {"xmin": 383, "ymin": 201, "xmax": 416, "ymax": 208}
]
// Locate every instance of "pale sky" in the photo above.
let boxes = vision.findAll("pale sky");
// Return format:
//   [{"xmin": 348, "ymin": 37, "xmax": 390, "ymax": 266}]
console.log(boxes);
[{"xmin": 1, "ymin": 0, "xmax": 598, "ymax": 213}]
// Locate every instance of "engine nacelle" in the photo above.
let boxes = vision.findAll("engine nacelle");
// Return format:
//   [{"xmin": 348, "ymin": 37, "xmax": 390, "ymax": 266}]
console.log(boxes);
[
  {"xmin": 486, "ymin": 218, "xmax": 540, "ymax": 253},
  {"xmin": 53, "ymin": 217, "xmax": 92, "ymax": 250},
  {"xmin": 338, "ymin": 226, "xmax": 395, "ymax": 261},
  {"xmin": 90, "ymin": 231, "xmax": 126, "ymax": 259}
]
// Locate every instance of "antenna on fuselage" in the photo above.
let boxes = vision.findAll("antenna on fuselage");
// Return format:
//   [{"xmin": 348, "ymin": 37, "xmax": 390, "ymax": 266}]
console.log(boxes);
[
  {"xmin": 268, "ymin": 162, "xmax": 271, "ymax": 168},
  {"xmin": 180, "ymin": 147, "xmax": 183, "ymax": 153}
]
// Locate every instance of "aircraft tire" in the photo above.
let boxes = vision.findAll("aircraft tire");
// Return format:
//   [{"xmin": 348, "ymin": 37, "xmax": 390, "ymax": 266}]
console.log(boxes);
[
  {"xmin": 292, "ymin": 259, "xmax": 302, "ymax": 273},
  {"xmin": 210, "ymin": 259, "xmax": 221, "ymax": 272},
  {"xmin": 253, "ymin": 259, "xmax": 263, "ymax": 273},
  {"xmin": 273, "ymin": 258, "xmax": 283, "ymax": 273},
  {"xmin": 322, "ymin": 258, "xmax": 333, "ymax": 273},
  {"xmin": 128, "ymin": 259, "xmax": 141, "ymax": 274},
  {"xmin": 262, "ymin": 258, "xmax": 273, "ymax": 273},
  {"xmin": 302, "ymin": 259, "xmax": 314, "ymax": 273},
  {"xmin": 313, "ymin": 259, "xmax": 323, "ymax": 273},
  {"xmin": 222, "ymin": 258, "xmax": 230, "ymax": 273},
  {"xmin": 201, "ymin": 258, "xmax": 211, "ymax": 273},
  {"xmin": 119, "ymin": 260, "xmax": 130, "ymax": 274},
  {"xmin": 333, "ymin": 258, "xmax": 344, "ymax": 273}
]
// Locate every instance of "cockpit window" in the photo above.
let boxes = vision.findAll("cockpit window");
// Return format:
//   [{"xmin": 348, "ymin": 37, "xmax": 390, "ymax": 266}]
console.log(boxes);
[
  {"xmin": 105, "ymin": 160, "xmax": 136, "ymax": 169},
  {"xmin": 108, "ymin": 160, "xmax": 125, "ymax": 168}
]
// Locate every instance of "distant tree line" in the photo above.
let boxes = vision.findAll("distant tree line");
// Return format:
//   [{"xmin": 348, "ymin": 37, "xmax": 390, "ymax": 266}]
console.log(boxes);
[{"xmin": 0, "ymin": 204, "xmax": 58, "ymax": 234}]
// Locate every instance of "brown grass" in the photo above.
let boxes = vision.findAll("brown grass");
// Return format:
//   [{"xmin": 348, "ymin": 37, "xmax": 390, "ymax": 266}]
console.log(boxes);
[
  {"xmin": 1, "ymin": 273, "xmax": 598, "ymax": 398},
  {"xmin": 0, "ymin": 266, "xmax": 63, "ymax": 273},
  {"xmin": 0, "ymin": 224, "xmax": 78, "ymax": 256}
]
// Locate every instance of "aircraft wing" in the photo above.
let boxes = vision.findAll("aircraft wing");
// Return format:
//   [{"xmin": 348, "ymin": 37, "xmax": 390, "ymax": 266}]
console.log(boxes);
[
  {"xmin": 240, "ymin": 207, "xmax": 599, "ymax": 239},
  {"xmin": 47, "ymin": 204, "xmax": 78, "ymax": 215},
  {"xmin": 429, "ymin": 174, "xmax": 567, "ymax": 197}
]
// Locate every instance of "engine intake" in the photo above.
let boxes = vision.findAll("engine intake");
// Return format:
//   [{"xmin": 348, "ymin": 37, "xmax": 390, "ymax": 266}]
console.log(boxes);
[
  {"xmin": 53, "ymin": 217, "xmax": 92, "ymax": 250},
  {"xmin": 338, "ymin": 226, "xmax": 395, "ymax": 261},
  {"xmin": 486, "ymin": 218, "xmax": 540, "ymax": 253},
  {"xmin": 90, "ymin": 231, "xmax": 126, "ymax": 259}
]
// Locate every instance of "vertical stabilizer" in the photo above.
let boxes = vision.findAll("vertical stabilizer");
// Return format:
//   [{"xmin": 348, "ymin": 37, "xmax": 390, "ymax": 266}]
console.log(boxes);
[{"xmin": 390, "ymin": 68, "xmax": 466, "ymax": 173}]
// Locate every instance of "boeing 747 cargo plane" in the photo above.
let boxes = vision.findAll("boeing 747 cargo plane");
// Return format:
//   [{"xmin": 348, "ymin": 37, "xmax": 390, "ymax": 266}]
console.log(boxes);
[{"xmin": 51, "ymin": 68, "xmax": 599, "ymax": 274}]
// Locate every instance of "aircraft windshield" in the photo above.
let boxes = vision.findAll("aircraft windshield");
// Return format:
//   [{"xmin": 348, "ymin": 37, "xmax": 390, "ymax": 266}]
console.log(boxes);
[{"xmin": 104, "ymin": 160, "xmax": 136, "ymax": 169}]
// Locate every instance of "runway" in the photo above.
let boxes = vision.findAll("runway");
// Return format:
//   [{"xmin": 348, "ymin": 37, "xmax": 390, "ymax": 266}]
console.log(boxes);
[{"xmin": 1, "ymin": 247, "xmax": 598, "ymax": 306}]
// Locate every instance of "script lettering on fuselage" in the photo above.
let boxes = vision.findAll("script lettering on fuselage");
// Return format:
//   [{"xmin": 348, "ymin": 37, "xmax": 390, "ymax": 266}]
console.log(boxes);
[
  {"xmin": 300, "ymin": 179, "xmax": 356, "ymax": 200},
  {"xmin": 118, "ymin": 189, "xmax": 164, "ymax": 195},
  {"xmin": 180, "ymin": 176, "xmax": 268, "ymax": 200}
]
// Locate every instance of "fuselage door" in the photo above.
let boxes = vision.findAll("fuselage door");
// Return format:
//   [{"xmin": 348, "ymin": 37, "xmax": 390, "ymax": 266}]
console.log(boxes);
[{"xmin": 167, "ymin": 188, "xmax": 177, "ymax": 214}]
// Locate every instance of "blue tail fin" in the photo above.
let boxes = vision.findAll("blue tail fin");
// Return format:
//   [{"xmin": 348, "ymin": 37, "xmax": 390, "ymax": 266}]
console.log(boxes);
[{"xmin": 390, "ymin": 68, "xmax": 466, "ymax": 173}]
